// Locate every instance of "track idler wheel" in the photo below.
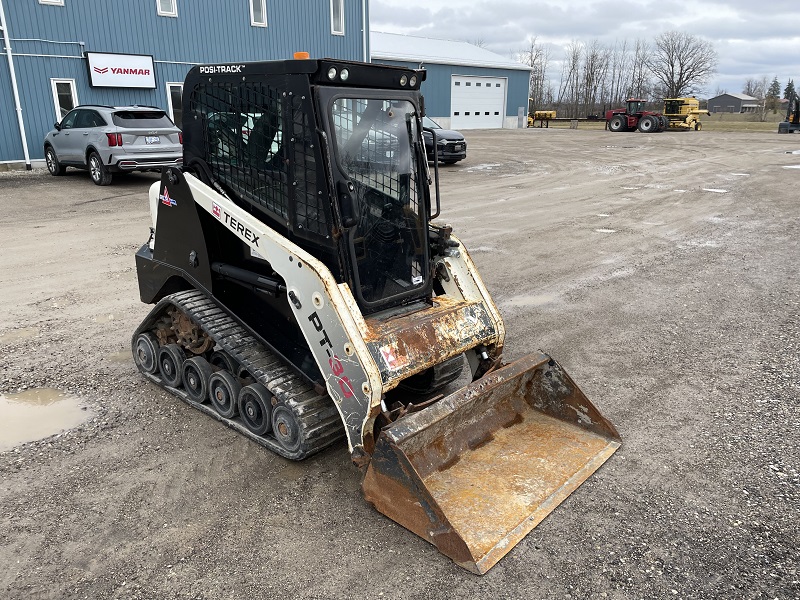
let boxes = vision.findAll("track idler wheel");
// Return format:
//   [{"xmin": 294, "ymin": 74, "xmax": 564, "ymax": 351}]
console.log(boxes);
[
  {"xmin": 182, "ymin": 356, "xmax": 213, "ymax": 403},
  {"xmin": 238, "ymin": 383, "xmax": 273, "ymax": 436},
  {"xmin": 133, "ymin": 332, "xmax": 160, "ymax": 374},
  {"xmin": 158, "ymin": 343, "xmax": 185, "ymax": 388},
  {"xmin": 272, "ymin": 404, "xmax": 303, "ymax": 454},
  {"xmin": 209, "ymin": 371, "xmax": 241, "ymax": 418}
]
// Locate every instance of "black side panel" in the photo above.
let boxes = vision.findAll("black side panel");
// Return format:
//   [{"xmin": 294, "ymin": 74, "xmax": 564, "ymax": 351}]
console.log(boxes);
[
  {"xmin": 136, "ymin": 168, "xmax": 213, "ymax": 304},
  {"xmin": 151, "ymin": 168, "xmax": 213, "ymax": 293}
]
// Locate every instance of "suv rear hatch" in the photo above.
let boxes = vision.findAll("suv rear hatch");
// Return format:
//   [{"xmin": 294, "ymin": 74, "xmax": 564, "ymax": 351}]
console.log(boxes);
[{"xmin": 112, "ymin": 110, "xmax": 182, "ymax": 154}]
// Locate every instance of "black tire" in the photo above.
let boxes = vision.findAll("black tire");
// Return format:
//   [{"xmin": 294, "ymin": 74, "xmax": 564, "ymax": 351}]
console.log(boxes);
[
  {"xmin": 44, "ymin": 146, "xmax": 64, "ymax": 176},
  {"xmin": 133, "ymin": 332, "xmax": 160, "ymax": 374},
  {"xmin": 88, "ymin": 151, "xmax": 112, "ymax": 186},
  {"xmin": 157, "ymin": 343, "xmax": 185, "ymax": 388},
  {"xmin": 608, "ymin": 115, "xmax": 627, "ymax": 132},
  {"xmin": 238, "ymin": 383, "xmax": 273, "ymax": 436},
  {"xmin": 209, "ymin": 371, "xmax": 241, "ymax": 418},
  {"xmin": 637, "ymin": 115, "xmax": 656, "ymax": 133},
  {"xmin": 182, "ymin": 356, "xmax": 213, "ymax": 403},
  {"xmin": 695, "ymin": 122, "xmax": 702, "ymax": 131},
  {"xmin": 271, "ymin": 404, "xmax": 304, "ymax": 454},
  {"xmin": 209, "ymin": 350, "xmax": 238, "ymax": 373}
]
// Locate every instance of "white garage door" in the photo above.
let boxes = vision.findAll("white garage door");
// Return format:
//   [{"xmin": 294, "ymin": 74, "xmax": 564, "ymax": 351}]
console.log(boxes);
[{"xmin": 450, "ymin": 75, "xmax": 506, "ymax": 129}]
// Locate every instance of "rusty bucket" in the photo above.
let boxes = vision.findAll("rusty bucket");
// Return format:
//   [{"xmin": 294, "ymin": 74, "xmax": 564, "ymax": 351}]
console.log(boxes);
[{"xmin": 362, "ymin": 352, "xmax": 621, "ymax": 574}]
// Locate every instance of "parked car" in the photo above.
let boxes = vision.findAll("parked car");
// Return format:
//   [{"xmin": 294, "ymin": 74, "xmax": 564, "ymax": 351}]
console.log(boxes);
[
  {"xmin": 422, "ymin": 116, "xmax": 466, "ymax": 164},
  {"xmin": 43, "ymin": 105, "xmax": 182, "ymax": 185}
]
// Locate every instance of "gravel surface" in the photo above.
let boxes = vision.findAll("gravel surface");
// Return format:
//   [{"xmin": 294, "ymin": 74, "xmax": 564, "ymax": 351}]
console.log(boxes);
[{"xmin": 0, "ymin": 129, "xmax": 798, "ymax": 599}]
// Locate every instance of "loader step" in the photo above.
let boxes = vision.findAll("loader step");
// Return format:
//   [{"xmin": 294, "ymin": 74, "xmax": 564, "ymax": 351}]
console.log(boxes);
[{"xmin": 133, "ymin": 290, "xmax": 344, "ymax": 460}]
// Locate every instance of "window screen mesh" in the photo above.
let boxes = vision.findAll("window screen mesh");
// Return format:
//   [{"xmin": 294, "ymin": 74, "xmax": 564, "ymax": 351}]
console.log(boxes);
[{"xmin": 190, "ymin": 81, "xmax": 328, "ymax": 237}]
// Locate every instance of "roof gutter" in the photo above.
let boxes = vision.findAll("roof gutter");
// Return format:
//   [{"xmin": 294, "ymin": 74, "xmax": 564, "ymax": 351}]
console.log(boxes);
[{"xmin": 0, "ymin": 0, "xmax": 31, "ymax": 169}]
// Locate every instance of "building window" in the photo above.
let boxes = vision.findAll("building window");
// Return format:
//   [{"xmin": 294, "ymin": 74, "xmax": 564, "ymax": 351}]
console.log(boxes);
[
  {"xmin": 476, "ymin": 83, "xmax": 481, "ymax": 87},
  {"xmin": 166, "ymin": 83, "xmax": 184, "ymax": 128},
  {"xmin": 465, "ymin": 82, "xmax": 471, "ymax": 86},
  {"xmin": 454, "ymin": 81, "xmax": 460, "ymax": 86},
  {"xmin": 50, "ymin": 79, "xmax": 78, "ymax": 120},
  {"xmin": 496, "ymin": 83, "xmax": 500, "ymax": 87},
  {"xmin": 39, "ymin": 0, "xmax": 65, "ymax": 6},
  {"xmin": 157, "ymin": 0, "xmax": 177, "ymax": 17},
  {"xmin": 250, "ymin": 0, "xmax": 267, "ymax": 27},
  {"xmin": 330, "ymin": 0, "xmax": 344, "ymax": 35}
]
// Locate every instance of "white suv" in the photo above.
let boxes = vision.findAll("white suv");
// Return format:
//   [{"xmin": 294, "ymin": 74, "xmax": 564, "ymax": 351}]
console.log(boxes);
[{"xmin": 43, "ymin": 105, "xmax": 182, "ymax": 185}]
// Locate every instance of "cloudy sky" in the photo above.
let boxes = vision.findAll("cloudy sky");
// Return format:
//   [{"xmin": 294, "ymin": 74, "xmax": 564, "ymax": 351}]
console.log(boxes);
[{"xmin": 371, "ymin": 0, "xmax": 800, "ymax": 98}]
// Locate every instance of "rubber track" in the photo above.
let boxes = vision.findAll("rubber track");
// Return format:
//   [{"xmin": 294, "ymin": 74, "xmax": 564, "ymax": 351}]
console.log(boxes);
[{"xmin": 133, "ymin": 290, "xmax": 344, "ymax": 460}]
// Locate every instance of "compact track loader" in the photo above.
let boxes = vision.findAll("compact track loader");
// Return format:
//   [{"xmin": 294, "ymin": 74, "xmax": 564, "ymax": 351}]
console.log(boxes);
[{"xmin": 132, "ymin": 57, "xmax": 620, "ymax": 574}]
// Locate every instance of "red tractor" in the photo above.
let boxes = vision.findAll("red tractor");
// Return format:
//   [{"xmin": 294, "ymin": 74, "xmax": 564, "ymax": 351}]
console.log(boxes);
[{"xmin": 605, "ymin": 99, "xmax": 668, "ymax": 133}]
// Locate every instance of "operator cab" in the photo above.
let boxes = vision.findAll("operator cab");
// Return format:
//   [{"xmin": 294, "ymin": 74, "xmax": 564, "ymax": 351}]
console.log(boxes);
[{"xmin": 627, "ymin": 99, "xmax": 647, "ymax": 114}]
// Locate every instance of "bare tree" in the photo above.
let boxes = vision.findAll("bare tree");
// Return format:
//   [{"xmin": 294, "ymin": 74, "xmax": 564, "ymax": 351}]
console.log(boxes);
[
  {"xmin": 469, "ymin": 38, "xmax": 487, "ymax": 49},
  {"xmin": 629, "ymin": 39, "xmax": 652, "ymax": 98},
  {"xmin": 557, "ymin": 41, "xmax": 583, "ymax": 117},
  {"xmin": 518, "ymin": 37, "xmax": 551, "ymax": 112},
  {"xmin": 647, "ymin": 31, "xmax": 718, "ymax": 97},
  {"xmin": 742, "ymin": 78, "xmax": 760, "ymax": 97}
]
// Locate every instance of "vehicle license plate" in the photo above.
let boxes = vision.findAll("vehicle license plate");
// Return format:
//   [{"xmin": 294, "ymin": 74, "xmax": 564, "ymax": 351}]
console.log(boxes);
[
  {"xmin": 145, "ymin": 136, "xmax": 160, "ymax": 144},
  {"xmin": 453, "ymin": 144, "xmax": 462, "ymax": 151}
]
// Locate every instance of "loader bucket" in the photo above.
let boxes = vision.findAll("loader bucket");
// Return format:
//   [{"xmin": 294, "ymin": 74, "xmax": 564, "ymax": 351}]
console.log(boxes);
[{"xmin": 362, "ymin": 352, "xmax": 620, "ymax": 574}]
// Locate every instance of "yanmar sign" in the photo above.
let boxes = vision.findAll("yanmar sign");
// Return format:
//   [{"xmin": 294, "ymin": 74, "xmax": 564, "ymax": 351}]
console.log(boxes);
[{"xmin": 85, "ymin": 52, "xmax": 156, "ymax": 89}]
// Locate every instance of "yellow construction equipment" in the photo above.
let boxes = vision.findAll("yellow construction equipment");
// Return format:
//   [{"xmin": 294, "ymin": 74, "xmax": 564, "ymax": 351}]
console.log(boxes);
[{"xmin": 663, "ymin": 97, "xmax": 708, "ymax": 130}]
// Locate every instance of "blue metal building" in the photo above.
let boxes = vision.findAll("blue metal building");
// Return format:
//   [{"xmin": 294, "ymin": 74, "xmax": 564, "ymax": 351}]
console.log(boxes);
[
  {"xmin": 371, "ymin": 32, "xmax": 531, "ymax": 130},
  {"xmin": 0, "ymin": 0, "xmax": 369, "ymax": 167}
]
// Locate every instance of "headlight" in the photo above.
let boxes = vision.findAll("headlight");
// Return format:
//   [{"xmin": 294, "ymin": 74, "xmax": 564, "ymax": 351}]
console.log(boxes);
[
  {"xmin": 409, "ymin": 75, "xmax": 417, "ymax": 87},
  {"xmin": 327, "ymin": 67, "xmax": 338, "ymax": 80},
  {"xmin": 399, "ymin": 74, "xmax": 408, "ymax": 86},
  {"xmin": 340, "ymin": 68, "xmax": 350, "ymax": 81}
]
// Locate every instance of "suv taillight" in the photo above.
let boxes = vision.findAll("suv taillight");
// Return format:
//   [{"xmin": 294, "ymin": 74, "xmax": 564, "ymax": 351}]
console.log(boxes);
[
  {"xmin": 106, "ymin": 133, "xmax": 123, "ymax": 147},
  {"xmin": 178, "ymin": 132, "xmax": 183, "ymax": 144}
]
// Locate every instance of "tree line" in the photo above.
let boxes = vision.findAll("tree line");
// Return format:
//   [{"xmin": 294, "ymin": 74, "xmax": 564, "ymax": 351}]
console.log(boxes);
[{"xmin": 518, "ymin": 31, "xmax": 718, "ymax": 118}]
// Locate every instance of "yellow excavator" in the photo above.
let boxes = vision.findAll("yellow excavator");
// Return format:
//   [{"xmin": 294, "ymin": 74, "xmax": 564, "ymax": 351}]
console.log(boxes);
[{"xmin": 131, "ymin": 56, "xmax": 620, "ymax": 574}]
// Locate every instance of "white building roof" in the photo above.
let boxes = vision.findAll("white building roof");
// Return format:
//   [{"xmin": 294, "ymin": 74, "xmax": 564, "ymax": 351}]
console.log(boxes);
[
  {"xmin": 370, "ymin": 31, "xmax": 532, "ymax": 72},
  {"xmin": 720, "ymin": 93, "xmax": 758, "ymax": 101}
]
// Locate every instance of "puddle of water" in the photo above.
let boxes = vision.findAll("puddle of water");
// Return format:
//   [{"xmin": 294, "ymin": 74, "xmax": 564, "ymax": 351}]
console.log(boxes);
[
  {"xmin": 503, "ymin": 294, "xmax": 558, "ymax": 307},
  {"xmin": 596, "ymin": 213, "xmax": 611, "ymax": 217},
  {"xmin": 702, "ymin": 188, "xmax": 728, "ymax": 193},
  {"xmin": 0, "ymin": 388, "xmax": 94, "ymax": 451},
  {"xmin": 673, "ymin": 189, "xmax": 687, "ymax": 193},
  {"xmin": 786, "ymin": 150, "xmax": 800, "ymax": 155},
  {"xmin": 595, "ymin": 228, "xmax": 617, "ymax": 233},
  {"xmin": 621, "ymin": 186, "xmax": 639, "ymax": 190},
  {"xmin": 730, "ymin": 173, "xmax": 750, "ymax": 176},
  {"xmin": 782, "ymin": 165, "xmax": 800, "ymax": 169},
  {"xmin": 0, "ymin": 327, "xmax": 40, "ymax": 345}
]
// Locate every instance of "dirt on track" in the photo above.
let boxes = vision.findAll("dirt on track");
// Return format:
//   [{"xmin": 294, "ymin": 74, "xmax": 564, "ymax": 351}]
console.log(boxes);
[{"xmin": 1, "ymin": 129, "xmax": 798, "ymax": 600}]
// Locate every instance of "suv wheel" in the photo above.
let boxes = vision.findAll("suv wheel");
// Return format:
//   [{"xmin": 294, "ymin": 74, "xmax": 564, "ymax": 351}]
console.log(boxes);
[
  {"xmin": 88, "ymin": 152, "xmax": 112, "ymax": 186},
  {"xmin": 45, "ymin": 146, "xmax": 64, "ymax": 176}
]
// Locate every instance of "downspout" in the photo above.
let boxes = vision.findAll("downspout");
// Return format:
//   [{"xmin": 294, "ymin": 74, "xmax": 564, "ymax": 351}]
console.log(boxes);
[
  {"xmin": 362, "ymin": 0, "xmax": 368, "ymax": 63},
  {"xmin": 0, "ymin": 0, "xmax": 31, "ymax": 169}
]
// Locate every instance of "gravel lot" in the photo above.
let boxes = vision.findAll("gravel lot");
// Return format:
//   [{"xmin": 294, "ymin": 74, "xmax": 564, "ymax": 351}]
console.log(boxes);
[{"xmin": 1, "ymin": 129, "xmax": 798, "ymax": 599}]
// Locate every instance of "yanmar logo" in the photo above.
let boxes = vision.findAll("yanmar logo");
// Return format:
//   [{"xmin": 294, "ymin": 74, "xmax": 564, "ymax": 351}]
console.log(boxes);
[
  {"xmin": 199, "ymin": 65, "xmax": 245, "ymax": 74},
  {"xmin": 93, "ymin": 66, "xmax": 151, "ymax": 76}
]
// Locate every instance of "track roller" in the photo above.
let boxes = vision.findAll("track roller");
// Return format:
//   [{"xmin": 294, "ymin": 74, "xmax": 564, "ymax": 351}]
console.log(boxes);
[
  {"xmin": 133, "ymin": 332, "xmax": 160, "ymax": 374},
  {"xmin": 209, "ymin": 370, "xmax": 241, "ymax": 418},
  {"xmin": 238, "ymin": 383, "xmax": 273, "ymax": 436},
  {"xmin": 158, "ymin": 343, "xmax": 185, "ymax": 387},
  {"xmin": 182, "ymin": 356, "xmax": 213, "ymax": 403}
]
